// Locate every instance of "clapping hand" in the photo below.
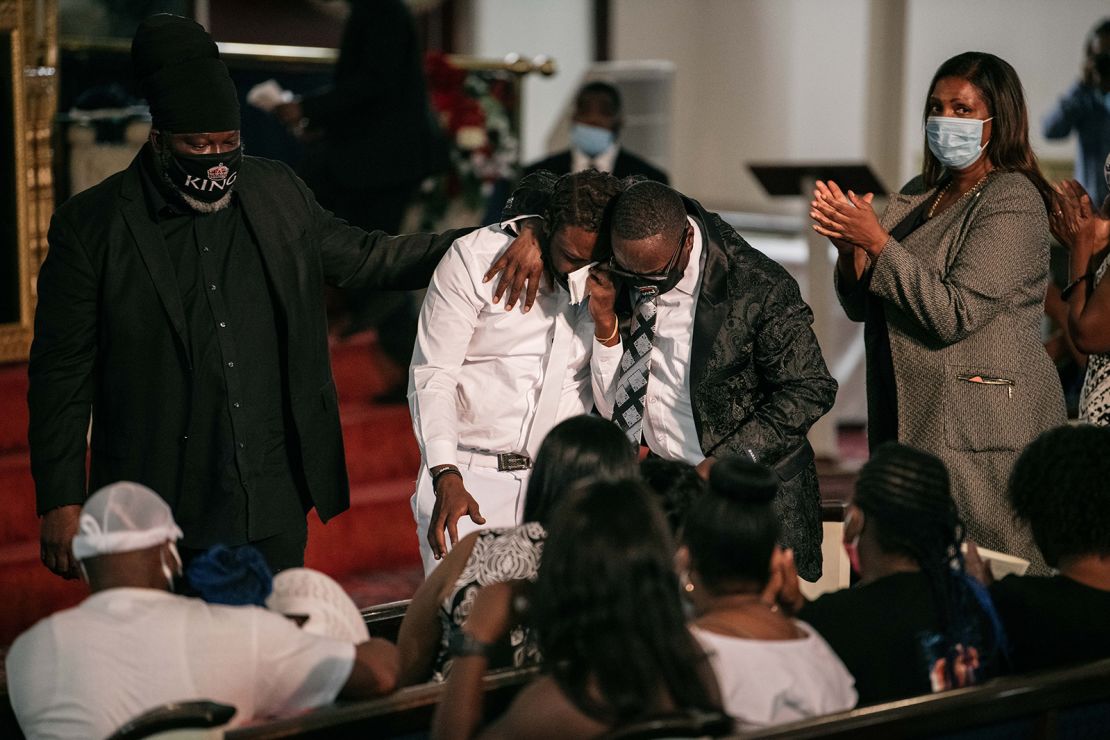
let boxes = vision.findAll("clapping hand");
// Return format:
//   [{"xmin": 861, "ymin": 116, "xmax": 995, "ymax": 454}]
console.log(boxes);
[
  {"xmin": 1050, "ymin": 180, "xmax": 1110, "ymax": 255},
  {"xmin": 810, "ymin": 180, "xmax": 890, "ymax": 258}
]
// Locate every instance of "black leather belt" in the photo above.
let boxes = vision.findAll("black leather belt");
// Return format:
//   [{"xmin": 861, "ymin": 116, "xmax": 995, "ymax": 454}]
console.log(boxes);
[{"xmin": 496, "ymin": 453, "xmax": 532, "ymax": 472}]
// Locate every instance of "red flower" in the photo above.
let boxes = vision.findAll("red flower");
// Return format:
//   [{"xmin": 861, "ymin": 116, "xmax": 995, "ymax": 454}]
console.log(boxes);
[{"xmin": 425, "ymin": 50, "xmax": 466, "ymax": 91}]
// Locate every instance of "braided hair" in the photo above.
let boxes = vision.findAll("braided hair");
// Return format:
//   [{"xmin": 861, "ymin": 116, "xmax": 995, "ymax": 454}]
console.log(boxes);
[
  {"xmin": 854, "ymin": 442, "xmax": 1005, "ymax": 686},
  {"xmin": 544, "ymin": 169, "xmax": 623, "ymax": 237}
]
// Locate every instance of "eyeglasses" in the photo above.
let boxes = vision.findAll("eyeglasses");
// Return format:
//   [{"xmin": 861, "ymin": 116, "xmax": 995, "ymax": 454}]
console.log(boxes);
[{"xmin": 607, "ymin": 225, "xmax": 688, "ymax": 285}]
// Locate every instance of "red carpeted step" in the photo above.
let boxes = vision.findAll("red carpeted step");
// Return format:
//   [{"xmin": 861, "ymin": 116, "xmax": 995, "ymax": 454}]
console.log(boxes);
[
  {"xmin": 0, "ymin": 541, "xmax": 87, "ymax": 645},
  {"xmin": 339, "ymin": 403, "xmax": 421, "ymax": 488},
  {"xmin": 305, "ymin": 478, "xmax": 421, "ymax": 581},
  {"xmin": 0, "ymin": 397, "xmax": 419, "ymax": 546},
  {"xmin": 329, "ymin": 331, "xmax": 405, "ymax": 405},
  {"xmin": 0, "ymin": 365, "xmax": 28, "ymax": 455},
  {"xmin": 0, "ymin": 454, "xmax": 37, "ymax": 545}
]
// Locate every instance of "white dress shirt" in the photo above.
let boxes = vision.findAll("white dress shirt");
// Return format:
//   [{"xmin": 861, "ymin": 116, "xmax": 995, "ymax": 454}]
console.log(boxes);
[
  {"xmin": 6, "ymin": 589, "xmax": 355, "ymax": 740},
  {"xmin": 572, "ymin": 141, "xmax": 620, "ymax": 175},
  {"xmin": 408, "ymin": 221, "xmax": 622, "ymax": 468},
  {"xmin": 597, "ymin": 216, "xmax": 706, "ymax": 464}
]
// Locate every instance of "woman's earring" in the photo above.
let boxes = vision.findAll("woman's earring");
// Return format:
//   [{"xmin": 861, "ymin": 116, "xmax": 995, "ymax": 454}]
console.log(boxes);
[{"xmin": 680, "ymin": 570, "xmax": 695, "ymax": 594}]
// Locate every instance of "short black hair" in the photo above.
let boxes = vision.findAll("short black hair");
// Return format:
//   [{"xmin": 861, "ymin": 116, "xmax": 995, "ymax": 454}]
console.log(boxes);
[
  {"xmin": 545, "ymin": 169, "xmax": 623, "ymax": 236},
  {"xmin": 611, "ymin": 180, "xmax": 686, "ymax": 241},
  {"xmin": 576, "ymin": 81, "xmax": 621, "ymax": 115},
  {"xmin": 1090, "ymin": 18, "xmax": 1110, "ymax": 46},
  {"xmin": 682, "ymin": 457, "xmax": 780, "ymax": 592},
  {"xmin": 1009, "ymin": 424, "xmax": 1110, "ymax": 565},
  {"xmin": 639, "ymin": 458, "xmax": 703, "ymax": 537}
]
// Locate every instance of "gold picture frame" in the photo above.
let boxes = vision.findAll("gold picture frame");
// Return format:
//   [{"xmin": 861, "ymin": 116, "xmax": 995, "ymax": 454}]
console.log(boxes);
[{"xmin": 0, "ymin": 0, "xmax": 55, "ymax": 364}]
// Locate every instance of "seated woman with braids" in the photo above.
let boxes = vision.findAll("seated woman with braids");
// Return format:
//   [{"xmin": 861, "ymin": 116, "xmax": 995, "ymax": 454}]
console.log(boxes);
[
  {"xmin": 679, "ymin": 458, "xmax": 856, "ymax": 726},
  {"xmin": 431, "ymin": 478, "xmax": 721, "ymax": 739},
  {"xmin": 396, "ymin": 415, "xmax": 638, "ymax": 685},
  {"xmin": 770, "ymin": 442, "xmax": 1007, "ymax": 705}
]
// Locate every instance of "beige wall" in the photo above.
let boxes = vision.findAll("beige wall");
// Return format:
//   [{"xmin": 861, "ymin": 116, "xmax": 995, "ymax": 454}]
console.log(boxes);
[
  {"xmin": 610, "ymin": 0, "xmax": 1109, "ymax": 212},
  {"xmin": 461, "ymin": 0, "xmax": 595, "ymax": 164},
  {"xmin": 900, "ymin": 0, "xmax": 1107, "ymax": 187},
  {"xmin": 612, "ymin": 0, "xmax": 873, "ymax": 213}
]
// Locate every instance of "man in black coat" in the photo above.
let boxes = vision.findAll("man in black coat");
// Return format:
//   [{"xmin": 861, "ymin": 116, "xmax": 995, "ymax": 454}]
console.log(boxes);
[
  {"xmin": 29, "ymin": 15, "xmax": 477, "ymax": 578},
  {"xmin": 523, "ymin": 81, "xmax": 669, "ymax": 185},
  {"xmin": 601, "ymin": 181, "xmax": 836, "ymax": 580}
]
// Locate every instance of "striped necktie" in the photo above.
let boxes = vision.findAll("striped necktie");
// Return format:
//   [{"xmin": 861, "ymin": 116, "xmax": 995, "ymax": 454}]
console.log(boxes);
[{"xmin": 613, "ymin": 287, "xmax": 659, "ymax": 446}]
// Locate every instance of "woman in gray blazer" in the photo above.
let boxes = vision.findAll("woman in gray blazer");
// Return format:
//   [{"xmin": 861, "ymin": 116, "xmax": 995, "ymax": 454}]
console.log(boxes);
[{"xmin": 810, "ymin": 51, "xmax": 1066, "ymax": 572}]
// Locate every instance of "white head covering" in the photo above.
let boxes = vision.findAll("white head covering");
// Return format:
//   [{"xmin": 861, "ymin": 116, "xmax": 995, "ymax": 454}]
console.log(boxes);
[
  {"xmin": 265, "ymin": 568, "xmax": 370, "ymax": 643},
  {"xmin": 71, "ymin": 482, "xmax": 184, "ymax": 561}
]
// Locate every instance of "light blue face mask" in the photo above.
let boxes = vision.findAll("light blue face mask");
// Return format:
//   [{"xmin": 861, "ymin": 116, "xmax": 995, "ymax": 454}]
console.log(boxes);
[
  {"xmin": 926, "ymin": 115, "xmax": 992, "ymax": 170},
  {"xmin": 570, "ymin": 123, "xmax": 615, "ymax": 158}
]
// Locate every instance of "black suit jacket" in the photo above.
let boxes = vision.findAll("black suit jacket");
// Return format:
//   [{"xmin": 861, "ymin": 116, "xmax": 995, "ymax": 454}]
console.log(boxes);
[
  {"xmin": 28, "ymin": 154, "xmax": 464, "ymax": 534},
  {"xmin": 682, "ymin": 197, "xmax": 836, "ymax": 578},
  {"xmin": 523, "ymin": 148, "xmax": 670, "ymax": 185}
]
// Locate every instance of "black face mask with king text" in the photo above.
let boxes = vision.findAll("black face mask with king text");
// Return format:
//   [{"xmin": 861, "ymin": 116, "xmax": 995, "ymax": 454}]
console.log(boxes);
[{"xmin": 165, "ymin": 147, "xmax": 242, "ymax": 203}]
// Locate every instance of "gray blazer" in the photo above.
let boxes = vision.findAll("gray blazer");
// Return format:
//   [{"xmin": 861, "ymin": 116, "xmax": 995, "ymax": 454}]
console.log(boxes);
[{"xmin": 836, "ymin": 171, "xmax": 1065, "ymax": 570}]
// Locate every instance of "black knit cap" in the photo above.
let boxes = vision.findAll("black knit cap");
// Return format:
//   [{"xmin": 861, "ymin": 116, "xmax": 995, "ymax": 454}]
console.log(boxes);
[{"xmin": 131, "ymin": 14, "xmax": 240, "ymax": 133}]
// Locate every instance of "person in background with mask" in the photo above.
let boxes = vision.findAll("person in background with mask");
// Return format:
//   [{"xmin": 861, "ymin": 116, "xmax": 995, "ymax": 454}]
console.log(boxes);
[
  {"xmin": 812, "ymin": 51, "xmax": 1065, "ymax": 571},
  {"xmin": 5, "ymin": 482, "xmax": 401, "ymax": 740},
  {"xmin": 594, "ymin": 180, "xmax": 836, "ymax": 583},
  {"xmin": 1044, "ymin": 18, "xmax": 1110, "ymax": 208},
  {"xmin": 29, "ymin": 14, "xmax": 540, "ymax": 580},
  {"xmin": 410, "ymin": 170, "xmax": 624, "ymax": 572},
  {"xmin": 523, "ymin": 81, "xmax": 669, "ymax": 185}
]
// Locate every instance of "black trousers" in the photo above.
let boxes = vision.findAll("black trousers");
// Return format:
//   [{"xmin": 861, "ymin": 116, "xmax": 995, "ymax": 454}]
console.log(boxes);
[{"xmin": 179, "ymin": 517, "xmax": 309, "ymax": 580}]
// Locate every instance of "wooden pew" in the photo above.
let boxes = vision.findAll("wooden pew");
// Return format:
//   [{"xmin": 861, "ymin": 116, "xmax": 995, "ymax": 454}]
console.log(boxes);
[
  {"xmin": 360, "ymin": 599, "xmax": 410, "ymax": 643},
  {"xmin": 735, "ymin": 657, "xmax": 1110, "ymax": 739},
  {"xmin": 225, "ymin": 666, "xmax": 539, "ymax": 739}
]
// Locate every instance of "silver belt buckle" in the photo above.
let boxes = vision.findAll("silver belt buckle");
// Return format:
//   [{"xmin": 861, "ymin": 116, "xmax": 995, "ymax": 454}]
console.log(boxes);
[{"xmin": 496, "ymin": 452, "xmax": 532, "ymax": 472}]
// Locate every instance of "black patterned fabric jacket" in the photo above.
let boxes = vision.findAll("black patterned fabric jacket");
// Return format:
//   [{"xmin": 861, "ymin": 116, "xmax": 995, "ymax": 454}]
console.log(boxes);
[{"xmin": 683, "ymin": 198, "xmax": 837, "ymax": 580}]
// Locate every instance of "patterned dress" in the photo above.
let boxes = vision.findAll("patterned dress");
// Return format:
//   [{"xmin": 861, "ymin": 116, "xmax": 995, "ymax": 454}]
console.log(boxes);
[
  {"xmin": 432, "ymin": 522, "xmax": 546, "ymax": 681},
  {"xmin": 1080, "ymin": 253, "xmax": 1110, "ymax": 425}
]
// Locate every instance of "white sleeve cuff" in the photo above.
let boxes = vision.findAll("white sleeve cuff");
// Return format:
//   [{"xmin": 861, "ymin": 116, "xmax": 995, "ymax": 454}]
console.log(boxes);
[{"xmin": 425, "ymin": 440, "xmax": 459, "ymax": 469}]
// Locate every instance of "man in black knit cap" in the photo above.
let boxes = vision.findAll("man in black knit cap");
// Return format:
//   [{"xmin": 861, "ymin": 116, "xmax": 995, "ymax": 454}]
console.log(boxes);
[{"xmin": 28, "ymin": 14, "xmax": 490, "ymax": 577}]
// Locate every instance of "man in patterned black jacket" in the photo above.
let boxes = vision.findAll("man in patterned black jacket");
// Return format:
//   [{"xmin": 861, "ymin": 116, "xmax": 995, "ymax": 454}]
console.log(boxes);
[{"xmin": 598, "ymin": 181, "xmax": 837, "ymax": 580}]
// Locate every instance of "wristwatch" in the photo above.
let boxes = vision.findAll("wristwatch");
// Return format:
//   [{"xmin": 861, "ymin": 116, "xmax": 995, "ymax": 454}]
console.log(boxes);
[{"xmin": 448, "ymin": 629, "xmax": 495, "ymax": 658}]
